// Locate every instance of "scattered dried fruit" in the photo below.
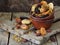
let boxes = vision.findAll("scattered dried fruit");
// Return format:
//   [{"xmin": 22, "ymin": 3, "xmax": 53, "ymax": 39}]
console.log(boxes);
[
  {"xmin": 16, "ymin": 24, "xmax": 20, "ymax": 29},
  {"xmin": 21, "ymin": 19, "xmax": 31, "ymax": 24},
  {"xmin": 15, "ymin": 18, "xmax": 21, "ymax": 24},
  {"xmin": 13, "ymin": 35, "xmax": 22, "ymax": 42},
  {"xmin": 14, "ymin": 37, "xmax": 19, "ymax": 41},
  {"xmin": 36, "ymin": 30, "xmax": 41, "ymax": 36},
  {"xmin": 20, "ymin": 24, "xmax": 29, "ymax": 30},
  {"xmin": 40, "ymin": 27, "xmax": 47, "ymax": 36}
]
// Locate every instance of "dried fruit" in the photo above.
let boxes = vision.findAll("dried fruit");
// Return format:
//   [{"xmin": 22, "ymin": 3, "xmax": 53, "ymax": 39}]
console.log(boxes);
[
  {"xmin": 13, "ymin": 35, "xmax": 17, "ymax": 39},
  {"xmin": 16, "ymin": 24, "xmax": 20, "ymax": 29},
  {"xmin": 15, "ymin": 18, "xmax": 21, "ymax": 24},
  {"xmin": 20, "ymin": 24, "xmax": 29, "ymax": 30},
  {"xmin": 40, "ymin": 27, "xmax": 47, "ymax": 36},
  {"xmin": 13, "ymin": 35, "xmax": 22, "ymax": 42},
  {"xmin": 21, "ymin": 19, "xmax": 31, "ymax": 24},
  {"xmin": 31, "ymin": 1, "xmax": 53, "ymax": 17},
  {"xmin": 14, "ymin": 37, "xmax": 18, "ymax": 41},
  {"xmin": 36, "ymin": 30, "xmax": 41, "ymax": 36}
]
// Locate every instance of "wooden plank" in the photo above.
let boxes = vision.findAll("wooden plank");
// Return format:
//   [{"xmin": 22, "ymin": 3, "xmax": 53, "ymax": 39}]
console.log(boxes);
[
  {"xmin": 56, "ymin": 34, "xmax": 60, "ymax": 45},
  {"xmin": 0, "ymin": 29, "xmax": 8, "ymax": 45},
  {"xmin": 0, "ymin": 20, "xmax": 60, "ymax": 45}
]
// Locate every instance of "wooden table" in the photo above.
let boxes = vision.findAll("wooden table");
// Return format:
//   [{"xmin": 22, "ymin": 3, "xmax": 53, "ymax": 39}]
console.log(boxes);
[{"xmin": 0, "ymin": 19, "xmax": 60, "ymax": 45}]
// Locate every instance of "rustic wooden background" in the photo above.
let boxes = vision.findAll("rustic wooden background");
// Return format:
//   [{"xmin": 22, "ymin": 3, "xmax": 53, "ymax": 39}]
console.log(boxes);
[{"xmin": 0, "ymin": 0, "xmax": 60, "ymax": 12}]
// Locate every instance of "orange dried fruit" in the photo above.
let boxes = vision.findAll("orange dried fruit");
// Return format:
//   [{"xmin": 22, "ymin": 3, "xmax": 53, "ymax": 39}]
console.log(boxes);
[
  {"xmin": 15, "ymin": 18, "xmax": 21, "ymax": 24},
  {"xmin": 40, "ymin": 27, "xmax": 47, "ymax": 36}
]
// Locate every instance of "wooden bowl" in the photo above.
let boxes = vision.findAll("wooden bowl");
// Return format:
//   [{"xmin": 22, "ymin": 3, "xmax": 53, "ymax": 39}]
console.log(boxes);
[{"xmin": 30, "ymin": 12, "xmax": 54, "ymax": 29}]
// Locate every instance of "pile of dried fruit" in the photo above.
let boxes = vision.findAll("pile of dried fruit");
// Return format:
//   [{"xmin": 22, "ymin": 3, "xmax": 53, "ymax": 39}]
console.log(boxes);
[
  {"xmin": 31, "ymin": 1, "xmax": 54, "ymax": 17},
  {"xmin": 30, "ymin": 0, "xmax": 54, "ymax": 36},
  {"xmin": 15, "ymin": 17, "xmax": 32, "ymax": 30},
  {"xmin": 13, "ymin": 34, "xmax": 27, "ymax": 42}
]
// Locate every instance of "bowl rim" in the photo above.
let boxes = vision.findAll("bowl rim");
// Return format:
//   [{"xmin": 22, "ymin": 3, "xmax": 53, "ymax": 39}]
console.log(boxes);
[{"xmin": 31, "ymin": 12, "xmax": 54, "ymax": 20}]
